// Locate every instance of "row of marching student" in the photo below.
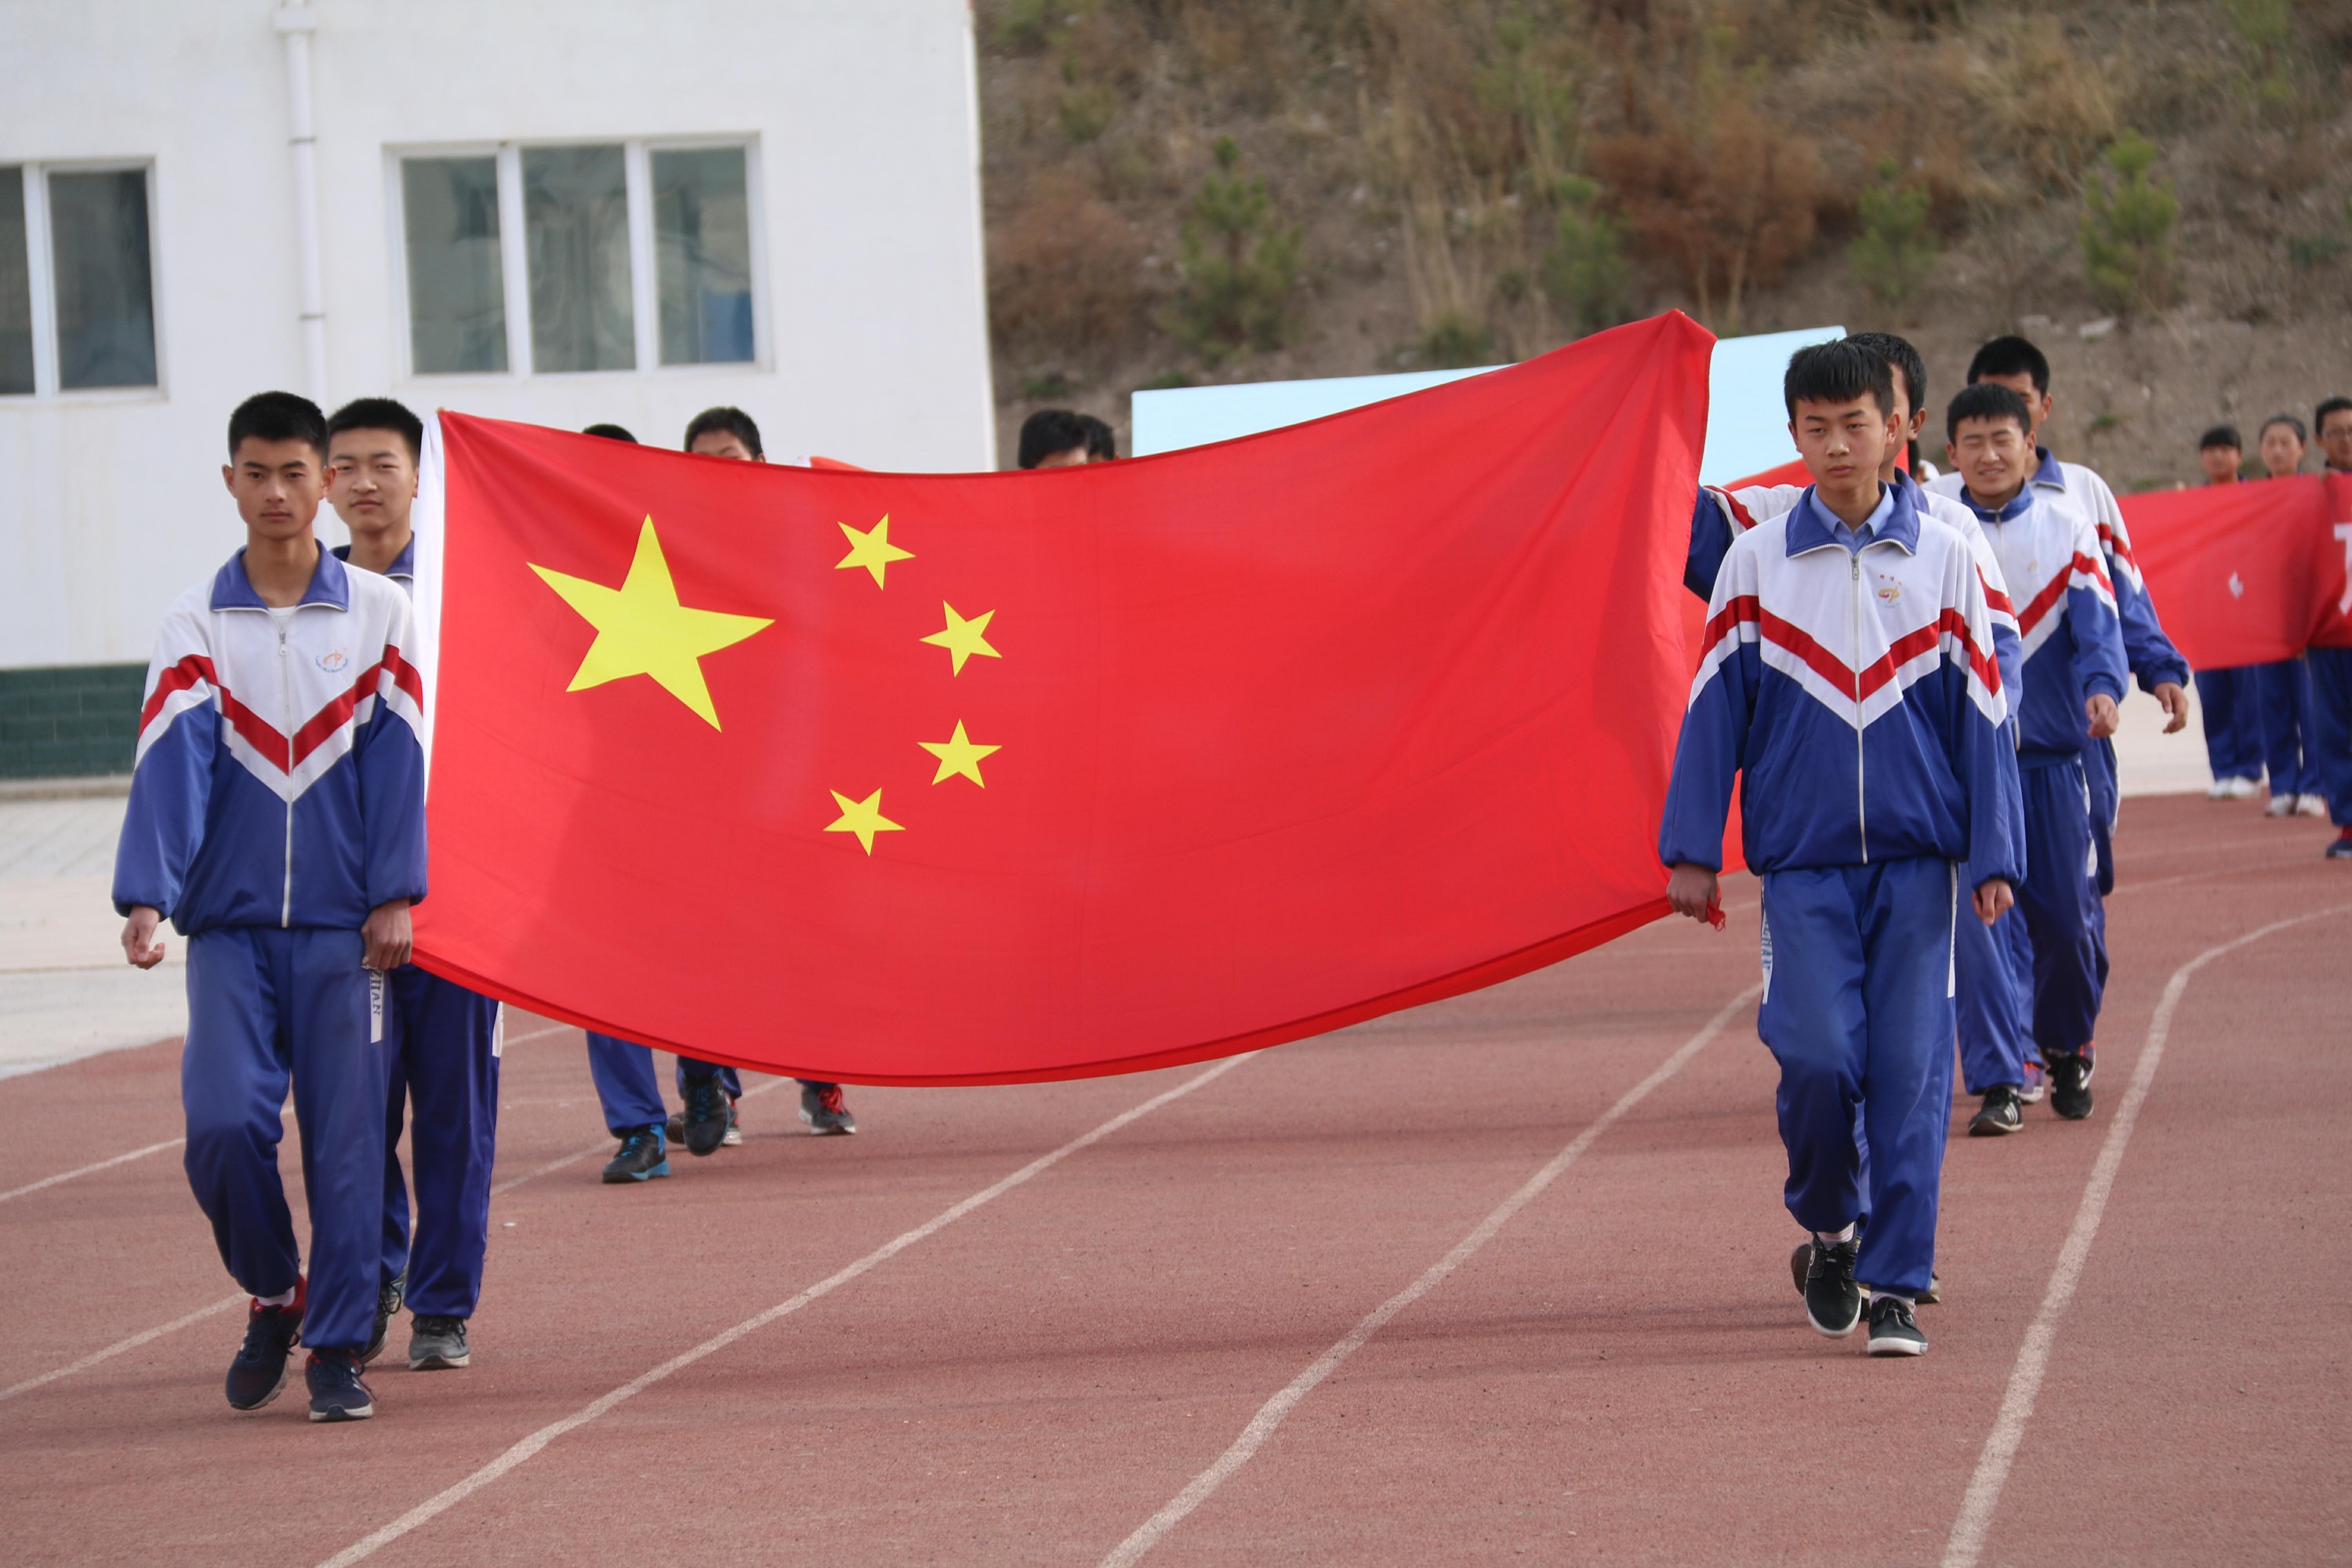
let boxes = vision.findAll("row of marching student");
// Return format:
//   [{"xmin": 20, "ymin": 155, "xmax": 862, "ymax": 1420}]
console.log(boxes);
[
  {"xmin": 1672, "ymin": 330, "xmax": 2242, "ymax": 1359},
  {"xmin": 2187, "ymin": 406, "xmax": 2352, "ymax": 860}
]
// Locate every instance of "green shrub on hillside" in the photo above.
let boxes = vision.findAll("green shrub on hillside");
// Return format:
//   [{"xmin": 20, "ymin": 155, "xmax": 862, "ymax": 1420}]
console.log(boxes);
[
  {"xmin": 1850, "ymin": 159, "xmax": 1939, "ymax": 307},
  {"xmin": 2082, "ymin": 133, "xmax": 2178, "ymax": 314},
  {"xmin": 1539, "ymin": 176, "xmax": 1634, "ymax": 336},
  {"xmin": 1167, "ymin": 137, "xmax": 1304, "ymax": 364}
]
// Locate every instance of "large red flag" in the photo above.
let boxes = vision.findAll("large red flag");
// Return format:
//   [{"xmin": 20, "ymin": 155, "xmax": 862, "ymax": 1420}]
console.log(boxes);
[
  {"xmin": 410, "ymin": 313, "xmax": 1714, "ymax": 1083},
  {"xmin": 2125, "ymin": 473, "xmax": 2352, "ymax": 668}
]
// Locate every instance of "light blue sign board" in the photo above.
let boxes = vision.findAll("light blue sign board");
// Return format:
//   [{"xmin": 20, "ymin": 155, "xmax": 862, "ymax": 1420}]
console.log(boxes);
[{"xmin": 1129, "ymin": 324, "xmax": 1842, "ymax": 486}]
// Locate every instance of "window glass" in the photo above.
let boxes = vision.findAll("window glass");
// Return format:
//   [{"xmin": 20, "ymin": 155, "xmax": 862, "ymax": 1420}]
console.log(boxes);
[
  {"xmin": 0, "ymin": 169, "xmax": 31, "ymax": 395},
  {"xmin": 401, "ymin": 157, "xmax": 506, "ymax": 375},
  {"xmin": 49, "ymin": 169, "xmax": 156, "ymax": 390},
  {"xmin": 653, "ymin": 147, "xmax": 753, "ymax": 365},
  {"xmin": 524, "ymin": 145, "xmax": 633, "ymax": 372}
]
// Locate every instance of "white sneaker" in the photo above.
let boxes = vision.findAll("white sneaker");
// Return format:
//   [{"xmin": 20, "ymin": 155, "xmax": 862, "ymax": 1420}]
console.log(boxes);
[
  {"xmin": 2297, "ymin": 793, "xmax": 2331, "ymax": 818},
  {"xmin": 2227, "ymin": 777, "xmax": 2262, "ymax": 799},
  {"xmin": 2266, "ymin": 793, "xmax": 2297, "ymax": 817},
  {"xmin": 2209, "ymin": 776, "xmax": 2258, "ymax": 800}
]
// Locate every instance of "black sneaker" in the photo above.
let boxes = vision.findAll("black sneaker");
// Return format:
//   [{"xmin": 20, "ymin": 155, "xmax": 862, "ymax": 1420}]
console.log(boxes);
[
  {"xmin": 681, "ymin": 1073, "xmax": 731, "ymax": 1156},
  {"xmin": 408, "ymin": 1315, "xmax": 470, "ymax": 1370},
  {"xmin": 226, "ymin": 1283, "xmax": 305, "ymax": 1410},
  {"xmin": 2049, "ymin": 1051, "xmax": 2095, "ymax": 1120},
  {"xmin": 601, "ymin": 1125, "xmax": 670, "ymax": 1183},
  {"xmin": 666, "ymin": 1102, "xmax": 742, "ymax": 1146},
  {"xmin": 1969, "ymin": 1085, "xmax": 2025, "ymax": 1136},
  {"xmin": 800, "ymin": 1080, "xmax": 857, "ymax": 1136},
  {"xmin": 2328, "ymin": 829, "xmax": 2352, "ymax": 860},
  {"xmin": 306, "ymin": 1349, "xmax": 376, "ymax": 1421},
  {"xmin": 363, "ymin": 1269, "xmax": 406, "ymax": 1366},
  {"xmin": 1865, "ymin": 1294, "xmax": 1929, "ymax": 1356},
  {"xmin": 1803, "ymin": 1235, "xmax": 1863, "ymax": 1337}
]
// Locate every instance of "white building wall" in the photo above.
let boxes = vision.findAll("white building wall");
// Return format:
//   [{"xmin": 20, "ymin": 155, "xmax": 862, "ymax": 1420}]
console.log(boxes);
[{"xmin": 0, "ymin": 0, "xmax": 994, "ymax": 670}]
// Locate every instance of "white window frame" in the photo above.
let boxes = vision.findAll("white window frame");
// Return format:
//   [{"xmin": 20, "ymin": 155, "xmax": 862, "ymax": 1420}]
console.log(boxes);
[
  {"xmin": 0, "ymin": 158, "xmax": 167, "ymax": 403},
  {"xmin": 387, "ymin": 135, "xmax": 766, "ymax": 382}
]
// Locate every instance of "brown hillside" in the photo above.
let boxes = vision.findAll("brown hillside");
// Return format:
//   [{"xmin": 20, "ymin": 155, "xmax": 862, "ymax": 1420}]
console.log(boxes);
[{"xmin": 978, "ymin": 0, "xmax": 2352, "ymax": 485}]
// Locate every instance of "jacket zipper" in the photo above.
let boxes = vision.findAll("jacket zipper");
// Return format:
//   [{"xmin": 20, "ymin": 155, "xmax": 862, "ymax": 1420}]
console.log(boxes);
[
  {"xmin": 1852, "ymin": 551, "xmax": 1867, "ymax": 862},
  {"xmin": 278, "ymin": 616, "xmax": 293, "ymax": 927}
]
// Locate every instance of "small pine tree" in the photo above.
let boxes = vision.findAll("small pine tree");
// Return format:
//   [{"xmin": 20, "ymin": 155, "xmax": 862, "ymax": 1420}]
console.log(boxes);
[
  {"xmin": 1538, "ymin": 176, "xmax": 1634, "ymax": 337},
  {"xmin": 1849, "ymin": 159, "xmax": 1938, "ymax": 307},
  {"xmin": 1167, "ymin": 138, "xmax": 1304, "ymax": 364},
  {"xmin": 2082, "ymin": 133, "xmax": 2178, "ymax": 315}
]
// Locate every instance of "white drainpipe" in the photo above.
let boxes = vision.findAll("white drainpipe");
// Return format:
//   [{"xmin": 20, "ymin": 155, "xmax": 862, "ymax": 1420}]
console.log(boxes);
[{"xmin": 274, "ymin": 4, "xmax": 328, "ymax": 404}]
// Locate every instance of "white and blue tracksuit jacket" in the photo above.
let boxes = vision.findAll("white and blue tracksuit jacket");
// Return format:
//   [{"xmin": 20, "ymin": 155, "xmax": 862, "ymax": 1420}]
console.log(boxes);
[
  {"xmin": 1951, "ymin": 484, "xmax": 2129, "ymax": 760},
  {"xmin": 112, "ymin": 547, "xmax": 427, "ymax": 930},
  {"xmin": 1661, "ymin": 485, "xmax": 2024, "ymax": 891}
]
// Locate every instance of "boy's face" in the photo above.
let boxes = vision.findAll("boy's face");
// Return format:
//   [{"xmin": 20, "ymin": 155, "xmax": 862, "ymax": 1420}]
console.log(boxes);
[
  {"xmin": 2198, "ymin": 445, "xmax": 2242, "ymax": 485},
  {"xmin": 1788, "ymin": 394, "xmax": 1898, "ymax": 492},
  {"xmin": 1886, "ymin": 366, "xmax": 1928, "ymax": 448},
  {"xmin": 2259, "ymin": 424, "xmax": 2306, "ymax": 478},
  {"xmin": 1973, "ymin": 371, "xmax": 2051, "ymax": 441},
  {"xmin": 222, "ymin": 437, "xmax": 325, "ymax": 543},
  {"xmin": 690, "ymin": 430, "xmax": 760, "ymax": 462},
  {"xmin": 1951, "ymin": 416, "xmax": 2032, "ymax": 499},
  {"xmin": 2321, "ymin": 410, "xmax": 2352, "ymax": 471},
  {"xmin": 326, "ymin": 429, "xmax": 418, "ymax": 537}
]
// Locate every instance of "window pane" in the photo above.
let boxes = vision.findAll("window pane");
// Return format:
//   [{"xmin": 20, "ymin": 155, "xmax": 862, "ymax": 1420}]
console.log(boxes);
[
  {"xmin": 654, "ymin": 147, "xmax": 753, "ymax": 365},
  {"xmin": 524, "ymin": 145, "xmax": 633, "ymax": 373},
  {"xmin": 402, "ymin": 157, "xmax": 506, "ymax": 376},
  {"xmin": 49, "ymin": 169, "xmax": 156, "ymax": 390},
  {"xmin": 0, "ymin": 169, "xmax": 31, "ymax": 395}
]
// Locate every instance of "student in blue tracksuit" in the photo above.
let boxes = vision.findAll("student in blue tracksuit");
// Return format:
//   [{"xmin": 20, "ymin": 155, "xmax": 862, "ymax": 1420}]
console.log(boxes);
[
  {"xmin": 1942, "ymin": 383, "xmax": 2130, "ymax": 1130},
  {"xmin": 325, "ymin": 398, "xmax": 504, "ymax": 1375},
  {"xmin": 2312, "ymin": 397, "xmax": 2352, "ymax": 861},
  {"xmin": 115, "ymin": 392, "xmax": 426, "ymax": 1423},
  {"xmin": 1663, "ymin": 342, "xmax": 2023, "ymax": 1359},
  {"xmin": 2248, "ymin": 415, "xmax": 2329, "ymax": 818},
  {"xmin": 2187, "ymin": 426, "xmax": 2267, "ymax": 799}
]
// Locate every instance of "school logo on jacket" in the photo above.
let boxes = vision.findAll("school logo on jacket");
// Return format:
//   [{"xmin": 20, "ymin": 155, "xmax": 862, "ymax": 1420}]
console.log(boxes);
[
  {"xmin": 318, "ymin": 648, "xmax": 349, "ymax": 673},
  {"xmin": 1875, "ymin": 575, "xmax": 1903, "ymax": 604}
]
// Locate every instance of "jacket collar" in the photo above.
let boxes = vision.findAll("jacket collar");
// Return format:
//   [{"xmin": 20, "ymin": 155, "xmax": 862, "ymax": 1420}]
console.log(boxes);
[
  {"xmin": 1958, "ymin": 481, "xmax": 2035, "ymax": 525},
  {"xmin": 1786, "ymin": 481, "xmax": 1915, "ymax": 557},
  {"xmin": 329, "ymin": 537, "xmax": 415, "ymax": 581},
  {"xmin": 2028, "ymin": 445, "xmax": 2067, "ymax": 491},
  {"xmin": 209, "ymin": 544, "xmax": 349, "ymax": 612}
]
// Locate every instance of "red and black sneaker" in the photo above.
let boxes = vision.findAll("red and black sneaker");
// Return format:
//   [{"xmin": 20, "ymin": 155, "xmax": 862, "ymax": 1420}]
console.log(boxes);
[
  {"xmin": 800, "ymin": 1081, "xmax": 856, "ymax": 1136},
  {"xmin": 2327, "ymin": 827, "xmax": 2352, "ymax": 860},
  {"xmin": 227, "ymin": 1277, "xmax": 306, "ymax": 1410}
]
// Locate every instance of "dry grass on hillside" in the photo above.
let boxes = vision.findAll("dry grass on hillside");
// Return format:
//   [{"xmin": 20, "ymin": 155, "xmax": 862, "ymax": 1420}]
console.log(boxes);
[{"xmin": 977, "ymin": 0, "xmax": 2352, "ymax": 484}]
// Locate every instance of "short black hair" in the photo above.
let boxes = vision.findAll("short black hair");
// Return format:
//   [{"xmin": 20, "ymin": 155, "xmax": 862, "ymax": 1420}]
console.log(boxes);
[
  {"xmin": 1846, "ymin": 331, "xmax": 1927, "ymax": 419},
  {"xmin": 2316, "ymin": 397, "xmax": 2352, "ymax": 436},
  {"xmin": 1080, "ymin": 414, "xmax": 1116, "ymax": 461},
  {"xmin": 1946, "ymin": 382, "xmax": 2034, "ymax": 442},
  {"xmin": 1782, "ymin": 340, "xmax": 1896, "ymax": 418},
  {"xmin": 583, "ymin": 423, "xmax": 637, "ymax": 443},
  {"xmin": 684, "ymin": 405, "xmax": 762, "ymax": 457},
  {"xmin": 2260, "ymin": 412, "xmax": 2308, "ymax": 445},
  {"xmin": 228, "ymin": 391, "xmax": 327, "ymax": 459},
  {"xmin": 1018, "ymin": 408, "xmax": 1092, "ymax": 469},
  {"xmin": 2198, "ymin": 424, "xmax": 2242, "ymax": 452},
  {"xmin": 325, "ymin": 396, "xmax": 424, "ymax": 463},
  {"xmin": 1966, "ymin": 336, "xmax": 2051, "ymax": 394}
]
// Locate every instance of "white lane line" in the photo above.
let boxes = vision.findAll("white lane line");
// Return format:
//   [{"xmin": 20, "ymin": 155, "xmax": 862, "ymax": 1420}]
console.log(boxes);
[
  {"xmin": 1098, "ymin": 984, "xmax": 1762, "ymax": 1568},
  {"xmin": 0, "ymin": 1292, "xmax": 245, "ymax": 1404},
  {"xmin": 500, "ymin": 1021, "xmax": 572, "ymax": 1047},
  {"xmin": 0, "ymin": 1137, "xmax": 186, "ymax": 1206},
  {"xmin": 314, "ymin": 1051, "xmax": 1261, "ymax": 1568},
  {"xmin": 1940, "ymin": 904, "xmax": 2351, "ymax": 1568}
]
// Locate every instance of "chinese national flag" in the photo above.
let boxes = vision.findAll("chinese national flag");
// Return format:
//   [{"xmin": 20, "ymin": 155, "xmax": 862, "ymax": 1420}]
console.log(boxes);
[
  {"xmin": 412, "ymin": 312, "xmax": 1714, "ymax": 1083},
  {"xmin": 2124, "ymin": 472, "xmax": 2352, "ymax": 667}
]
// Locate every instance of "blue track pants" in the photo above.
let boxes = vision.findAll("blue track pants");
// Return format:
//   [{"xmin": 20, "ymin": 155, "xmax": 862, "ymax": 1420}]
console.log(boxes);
[
  {"xmin": 2194, "ymin": 667, "xmax": 2264, "ymax": 784},
  {"xmin": 379, "ymin": 967, "xmax": 502, "ymax": 1318},
  {"xmin": 1757, "ymin": 856, "xmax": 1957, "ymax": 1298},
  {"xmin": 2307, "ymin": 646, "xmax": 2352, "ymax": 827},
  {"xmin": 183, "ymin": 927, "xmax": 389, "ymax": 1354},
  {"xmin": 2013, "ymin": 755, "xmax": 2106, "ymax": 1060},
  {"xmin": 2252, "ymin": 657, "xmax": 2317, "ymax": 798}
]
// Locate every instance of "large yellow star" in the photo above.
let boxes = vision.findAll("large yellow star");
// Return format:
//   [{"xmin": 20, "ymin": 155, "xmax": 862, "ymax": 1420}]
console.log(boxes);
[
  {"xmin": 920, "ymin": 602, "xmax": 1000, "ymax": 675},
  {"xmin": 824, "ymin": 788, "xmax": 904, "ymax": 855},
  {"xmin": 918, "ymin": 720, "xmax": 1000, "ymax": 787},
  {"xmin": 836, "ymin": 514, "xmax": 913, "ymax": 589},
  {"xmin": 530, "ymin": 518, "xmax": 772, "ymax": 729}
]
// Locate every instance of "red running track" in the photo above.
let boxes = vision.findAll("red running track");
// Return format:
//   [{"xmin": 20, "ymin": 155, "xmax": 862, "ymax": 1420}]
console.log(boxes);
[{"xmin": 0, "ymin": 796, "xmax": 2344, "ymax": 1566}]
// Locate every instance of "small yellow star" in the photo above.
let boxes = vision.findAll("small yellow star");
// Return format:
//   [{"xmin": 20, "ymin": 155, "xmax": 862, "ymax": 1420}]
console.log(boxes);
[
  {"xmin": 530, "ymin": 517, "xmax": 772, "ymax": 729},
  {"xmin": 920, "ymin": 602, "xmax": 1000, "ymax": 675},
  {"xmin": 835, "ymin": 514, "xmax": 914, "ymax": 589},
  {"xmin": 824, "ymin": 788, "xmax": 904, "ymax": 855},
  {"xmin": 918, "ymin": 720, "xmax": 1001, "ymax": 787}
]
